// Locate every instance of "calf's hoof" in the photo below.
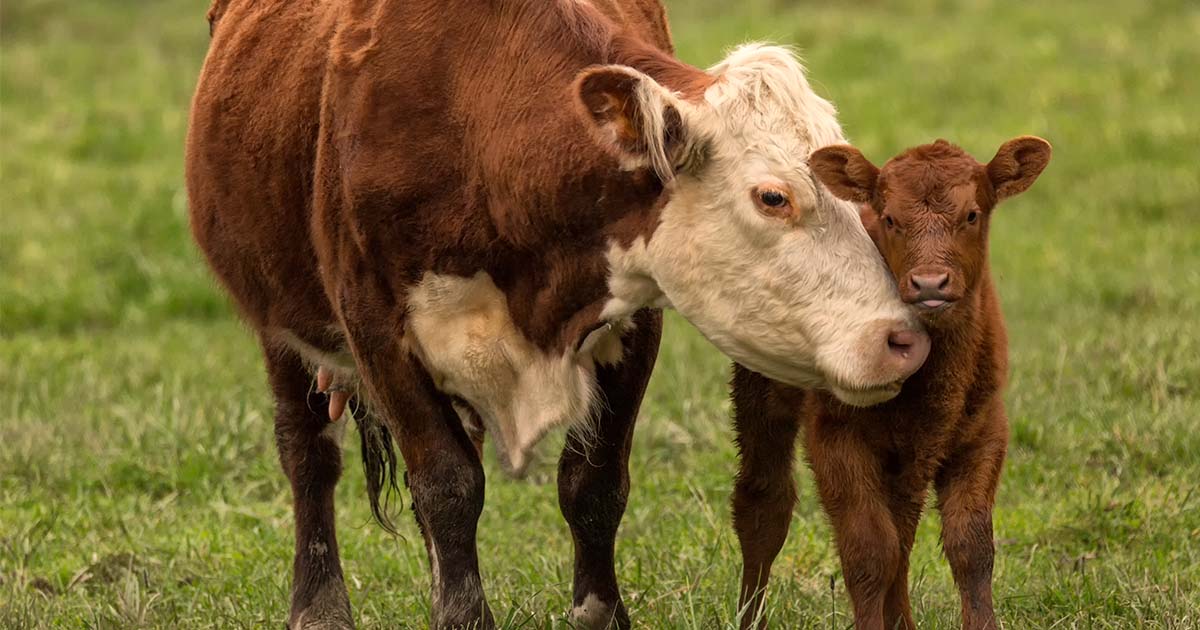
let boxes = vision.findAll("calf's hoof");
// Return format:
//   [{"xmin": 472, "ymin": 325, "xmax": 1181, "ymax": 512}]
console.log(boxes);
[
  {"xmin": 287, "ymin": 581, "xmax": 353, "ymax": 630},
  {"xmin": 570, "ymin": 594, "xmax": 630, "ymax": 630}
]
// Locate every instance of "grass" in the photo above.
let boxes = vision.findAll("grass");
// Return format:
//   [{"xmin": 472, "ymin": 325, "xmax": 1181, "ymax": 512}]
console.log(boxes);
[{"xmin": 2, "ymin": 0, "xmax": 1198, "ymax": 627}]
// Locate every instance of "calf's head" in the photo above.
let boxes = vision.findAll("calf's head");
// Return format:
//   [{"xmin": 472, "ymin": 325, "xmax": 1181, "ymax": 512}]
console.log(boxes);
[
  {"xmin": 809, "ymin": 137, "xmax": 1052, "ymax": 326},
  {"xmin": 576, "ymin": 45, "xmax": 930, "ymax": 405}
]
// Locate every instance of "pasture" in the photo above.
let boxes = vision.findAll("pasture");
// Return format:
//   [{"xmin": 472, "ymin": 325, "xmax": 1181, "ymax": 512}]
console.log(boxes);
[{"xmin": 2, "ymin": 0, "xmax": 1197, "ymax": 627}]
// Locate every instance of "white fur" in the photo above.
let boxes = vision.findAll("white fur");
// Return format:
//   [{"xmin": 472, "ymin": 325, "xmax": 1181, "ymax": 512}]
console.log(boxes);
[
  {"xmin": 571, "ymin": 593, "xmax": 615, "ymax": 629},
  {"xmin": 404, "ymin": 271, "xmax": 624, "ymax": 476},
  {"xmin": 605, "ymin": 44, "xmax": 918, "ymax": 399},
  {"xmin": 321, "ymin": 417, "xmax": 348, "ymax": 446}
]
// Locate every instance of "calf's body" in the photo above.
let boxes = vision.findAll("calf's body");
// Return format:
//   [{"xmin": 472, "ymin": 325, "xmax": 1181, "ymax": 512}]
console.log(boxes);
[{"xmin": 731, "ymin": 138, "xmax": 1051, "ymax": 629}]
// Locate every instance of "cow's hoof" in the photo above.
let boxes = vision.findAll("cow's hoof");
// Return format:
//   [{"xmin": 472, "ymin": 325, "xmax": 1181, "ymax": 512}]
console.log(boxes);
[
  {"xmin": 433, "ymin": 602, "xmax": 496, "ymax": 630},
  {"xmin": 287, "ymin": 581, "xmax": 353, "ymax": 630},
  {"xmin": 570, "ymin": 594, "xmax": 630, "ymax": 630}
]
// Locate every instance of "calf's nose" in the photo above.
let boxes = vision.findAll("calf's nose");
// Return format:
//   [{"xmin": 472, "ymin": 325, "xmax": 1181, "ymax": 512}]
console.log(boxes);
[
  {"xmin": 910, "ymin": 273, "xmax": 950, "ymax": 294},
  {"xmin": 886, "ymin": 326, "xmax": 931, "ymax": 381}
]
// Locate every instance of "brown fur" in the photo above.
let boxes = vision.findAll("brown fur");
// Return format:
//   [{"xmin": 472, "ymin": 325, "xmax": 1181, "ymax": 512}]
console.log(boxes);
[
  {"xmin": 185, "ymin": 1, "xmax": 705, "ymax": 628},
  {"xmin": 730, "ymin": 137, "xmax": 1051, "ymax": 630}
]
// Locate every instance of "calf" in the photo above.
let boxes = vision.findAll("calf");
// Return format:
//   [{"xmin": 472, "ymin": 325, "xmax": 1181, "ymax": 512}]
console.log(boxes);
[
  {"xmin": 186, "ymin": 1, "xmax": 929, "ymax": 628},
  {"xmin": 730, "ymin": 137, "xmax": 1051, "ymax": 629}
]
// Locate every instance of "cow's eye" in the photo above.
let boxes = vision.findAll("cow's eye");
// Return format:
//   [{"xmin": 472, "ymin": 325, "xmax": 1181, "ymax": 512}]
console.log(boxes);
[
  {"xmin": 885, "ymin": 215, "xmax": 896, "ymax": 229},
  {"xmin": 759, "ymin": 190, "xmax": 788, "ymax": 208},
  {"xmin": 967, "ymin": 211, "xmax": 979, "ymax": 224}
]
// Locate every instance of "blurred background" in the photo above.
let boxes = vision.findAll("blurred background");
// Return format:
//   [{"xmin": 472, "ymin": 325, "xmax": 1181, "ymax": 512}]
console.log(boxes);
[{"xmin": 2, "ymin": 0, "xmax": 1197, "ymax": 627}]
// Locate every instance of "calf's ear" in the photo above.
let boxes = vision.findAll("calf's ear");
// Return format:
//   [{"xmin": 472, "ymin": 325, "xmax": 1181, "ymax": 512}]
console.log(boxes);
[
  {"xmin": 809, "ymin": 145, "xmax": 879, "ymax": 204},
  {"xmin": 987, "ymin": 136, "xmax": 1052, "ymax": 201},
  {"xmin": 575, "ymin": 66, "xmax": 690, "ymax": 182}
]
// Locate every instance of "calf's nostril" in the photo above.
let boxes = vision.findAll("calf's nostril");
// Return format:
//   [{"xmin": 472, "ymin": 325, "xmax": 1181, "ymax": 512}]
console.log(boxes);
[{"xmin": 910, "ymin": 273, "xmax": 951, "ymax": 294}]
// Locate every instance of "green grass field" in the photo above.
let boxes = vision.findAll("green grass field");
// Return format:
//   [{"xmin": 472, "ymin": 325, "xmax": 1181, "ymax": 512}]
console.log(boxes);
[{"xmin": 2, "ymin": 0, "xmax": 1198, "ymax": 627}]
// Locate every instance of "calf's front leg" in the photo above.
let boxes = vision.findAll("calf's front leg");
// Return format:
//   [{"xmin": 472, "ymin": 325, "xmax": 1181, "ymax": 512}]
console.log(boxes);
[
  {"xmin": 807, "ymin": 423, "xmax": 900, "ymax": 630},
  {"xmin": 935, "ymin": 409, "xmax": 1008, "ymax": 630},
  {"xmin": 558, "ymin": 308, "xmax": 662, "ymax": 630}
]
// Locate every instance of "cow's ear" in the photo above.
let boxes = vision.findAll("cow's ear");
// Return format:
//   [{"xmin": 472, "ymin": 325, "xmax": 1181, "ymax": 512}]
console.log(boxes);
[
  {"xmin": 987, "ymin": 136, "xmax": 1051, "ymax": 201},
  {"xmin": 809, "ymin": 144, "xmax": 879, "ymax": 204},
  {"xmin": 575, "ymin": 65, "xmax": 689, "ymax": 181}
]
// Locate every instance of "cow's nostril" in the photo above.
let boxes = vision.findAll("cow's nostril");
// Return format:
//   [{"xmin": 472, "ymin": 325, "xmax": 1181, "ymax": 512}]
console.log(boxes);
[
  {"xmin": 888, "ymin": 329, "xmax": 918, "ymax": 356},
  {"xmin": 886, "ymin": 326, "xmax": 931, "ymax": 379}
]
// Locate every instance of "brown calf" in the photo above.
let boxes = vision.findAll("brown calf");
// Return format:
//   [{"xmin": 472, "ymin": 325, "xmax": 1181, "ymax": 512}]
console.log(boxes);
[{"xmin": 730, "ymin": 137, "xmax": 1052, "ymax": 629}]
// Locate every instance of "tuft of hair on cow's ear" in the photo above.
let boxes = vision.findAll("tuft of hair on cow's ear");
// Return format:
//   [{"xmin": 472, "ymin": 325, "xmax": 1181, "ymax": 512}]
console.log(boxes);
[
  {"xmin": 809, "ymin": 144, "xmax": 880, "ymax": 204},
  {"xmin": 987, "ymin": 135, "xmax": 1052, "ymax": 201},
  {"xmin": 574, "ymin": 65, "xmax": 688, "ymax": 182}
]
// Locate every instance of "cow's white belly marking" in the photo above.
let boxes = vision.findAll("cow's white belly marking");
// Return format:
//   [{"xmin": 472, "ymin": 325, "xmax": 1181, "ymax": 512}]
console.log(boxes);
[
  {"xmin": 271, "ymin": 272, "xmax": 624, "ymax": 476},
  {"xmin": 405, "ymin": 271, "xmax": 623, "ymax": 476}
]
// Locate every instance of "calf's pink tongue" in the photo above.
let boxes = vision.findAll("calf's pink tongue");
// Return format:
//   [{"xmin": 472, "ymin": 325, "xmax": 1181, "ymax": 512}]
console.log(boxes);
[{"xmin": 328, "ymin": 391, "xmax": 349, "ymax": 422}]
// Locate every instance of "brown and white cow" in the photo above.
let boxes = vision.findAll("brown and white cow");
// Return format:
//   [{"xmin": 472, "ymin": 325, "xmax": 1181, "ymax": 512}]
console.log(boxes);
[
  {"xmin": 730, "ymin": 137, "xmax": 1051, "ymax": 630},
  {"xmin": 186, "ymin": 1, "xmax": 928, "ymax": 628}
]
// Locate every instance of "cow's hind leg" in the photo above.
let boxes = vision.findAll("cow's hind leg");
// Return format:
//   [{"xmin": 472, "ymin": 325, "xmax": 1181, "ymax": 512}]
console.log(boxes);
[
  {"xmin": 558, "ymin": 309, "xmax": 662, "ymax": 630},
  {"xmin": 730, "ymin": 365, "xmax": 804, "ymax": 630},
  {"xmin": 340, "ymin": 330, "xmax": 492, "ymax": 629},
  {"xmin": 264, "ymin": 340, "xmax": 354, "ymax": 630}
]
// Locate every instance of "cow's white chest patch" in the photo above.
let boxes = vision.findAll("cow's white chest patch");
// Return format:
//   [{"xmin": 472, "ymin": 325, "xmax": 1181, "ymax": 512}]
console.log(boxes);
[{"xmin": 404, "ymin": 271, "xmax": 622, "ymax": 476}]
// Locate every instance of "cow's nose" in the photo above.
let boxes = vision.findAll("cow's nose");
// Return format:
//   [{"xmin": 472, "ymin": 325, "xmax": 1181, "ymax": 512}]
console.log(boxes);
[
  {"xmin": 909, "ymin": 273, "xmax": 950, "ymax": 294},
  {"xmin": 886, "ymin": 326, "xmax": 931, "ymax": 381}
]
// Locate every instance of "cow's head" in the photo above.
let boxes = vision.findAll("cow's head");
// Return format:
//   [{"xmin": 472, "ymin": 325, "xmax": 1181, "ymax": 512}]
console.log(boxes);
[
  {"xmin": 576, "ymin": 44, "xmax": 929, "ymax": 406},
  {"xmin": 810, "ymin": 137, "xmax": 1051, "ymax": 329}
]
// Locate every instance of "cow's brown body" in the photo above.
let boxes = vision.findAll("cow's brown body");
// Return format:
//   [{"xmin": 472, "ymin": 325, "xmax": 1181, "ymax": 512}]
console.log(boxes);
[
  {"xmin": 730, "ymin": 138, "xmax": 1051, "ymax": 630},
  {"xmin": 187, "ymin": 1, "xmax": 694, "ymax": 628}
]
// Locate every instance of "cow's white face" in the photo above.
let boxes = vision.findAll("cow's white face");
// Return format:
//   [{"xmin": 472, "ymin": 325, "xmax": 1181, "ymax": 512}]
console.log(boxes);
[{"xmin": 581, "ymin": 45, "xmax": 928, "ymax": 406}]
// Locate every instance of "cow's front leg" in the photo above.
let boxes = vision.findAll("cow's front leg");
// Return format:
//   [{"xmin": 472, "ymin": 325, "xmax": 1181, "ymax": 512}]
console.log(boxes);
[
  {"xmin": 342, "ymin": 321, "xmax": 493, "ymax": 629},
  {"xmin": 558, "ymin": 309, "xmax": 661, "ymax": 630},
  {"xmin": 263, "ymin": 339, "xmax": 354, "ymax": 630}
]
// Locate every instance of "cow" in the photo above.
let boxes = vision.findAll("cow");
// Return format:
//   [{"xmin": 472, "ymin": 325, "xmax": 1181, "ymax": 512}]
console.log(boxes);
[
  {"xmin": 729, "ymin": 136, "xmax": 1052, "ymax": 629},
  {"xmin": 185, "ymin": 0, "xmax": 931, "ymax": 628}
]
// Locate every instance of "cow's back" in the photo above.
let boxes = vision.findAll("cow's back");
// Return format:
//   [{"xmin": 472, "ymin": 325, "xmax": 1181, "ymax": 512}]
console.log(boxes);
[{"xmin": 186, "ymin": 0, "xmax": 338, "ymax": 337}]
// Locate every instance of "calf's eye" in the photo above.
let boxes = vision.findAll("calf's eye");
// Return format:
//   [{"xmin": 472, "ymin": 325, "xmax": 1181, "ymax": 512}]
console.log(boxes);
[
  {"xmin": 967, "ymin": 211, "xmax": 979, "ymax": 224},
  {"xmin": 885, "ymin": 216, "xmax": 895, "ymax": 228},
  {"xmin": 759, "ymin": 190, "xmax": 788, "ymax": 208}
]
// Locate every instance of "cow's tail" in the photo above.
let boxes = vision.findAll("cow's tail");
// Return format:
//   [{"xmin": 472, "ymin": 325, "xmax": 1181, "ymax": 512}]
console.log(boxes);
[
  {"xmin": 354, "ymin": 407, "xmax": 403, "ymax": 535},
  {"xmin": 206, "ymin": 0, "xmax": 232, "ymax": 36}
]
